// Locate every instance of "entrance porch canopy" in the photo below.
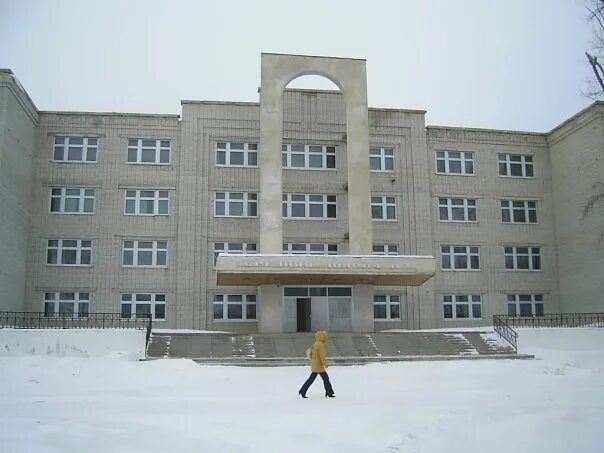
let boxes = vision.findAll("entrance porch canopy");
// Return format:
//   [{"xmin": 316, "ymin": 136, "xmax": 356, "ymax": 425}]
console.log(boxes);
[{"xmin": 215, "ymin": 254, "xmax": 436, "ymax": 286}]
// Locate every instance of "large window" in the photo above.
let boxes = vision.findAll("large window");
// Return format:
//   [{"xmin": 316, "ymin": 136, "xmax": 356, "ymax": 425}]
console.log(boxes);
[
  {"xmin": 282, "ymin": 194, "xmax": 337, "ymax": 219},
  {"xmin": 504, "ymin": 246, "xmax": 541, "ymax": 270},
  {"xmin": 125, "ymin": 190, "xmax": 169, "ymax": 215},
  {"xmin": 283, "ymin": 243, "xmax": 338, "ymax": 255},
  {"xmin": 213, "ymin": 294, "xmax": 257, "ymax": 321},
  {"xmin": 507, "ymin": 294, "xmax": 544, "ymax": 317},
  {"xmin": 216, "ymin": 142, "xmax": 257, "ymax": 167},
  {"xmin": 498, "ymin": 154, "xmax": 534, "ymax": 177},
  {"xmin": 127, "ymin": 139, "xmax": 171, "ymax": 164},
  {"xmin": 53, "ymin": 137, "xmax": 98, "ymax": 163},
  {"xmin": 374, "ymin": 294, "xmax": 401, "ymax": 320},
  {"xmin": 49, "ymin": 188, "xmax": 95, "ymax": 214},
  {"xmin": 443, "ymin": 295, "xmax": 482, "ymax": 320},
  {"xmin": 44, "ymin": 292, "xmax": 90, "ymax": 317},
  {"xmin": 214, "ymin": 242, "xmax": 257, "ymax": 264},
  {"xmin": 47, "ymin": 239, "xmax": 92, "ymax": 266},
  {"xmin": 372, "ymin": 244, "xmax": 399, "ymax": 255},
  {"xmin": 438, "ymin": 198, "xmax": 477, "ymax": 222},
  {"xmin": 370, "ymin": 147, "xmax": 395, "ymax": 172},
  {"xmin": 122, "ymin": 240, "xmax": 168, "ymax": 267},
  {"xmin": 215, "ymin": 192, "xmax": 258, "ymax": 217},
  {"xmin": 441, "ymin": 245, "xmax": 480, "ymax": 270},
  {"xmin": 436, "ymin": 151, "xmax": 474, "ymax": 175},
  {"xmin": 282, "ymin": 144, "xmax": 336, "ymax": 169},
  {"xmin": 121, "ymin": 293, "xmax": 166, "ymax": 321},
  {"xmin": 371, "ymin": 196, "xmax": 396, "ymax": 220},
  {"xmin": 500, "ymin": 200, "xmax": 537, "ymax": 224}
]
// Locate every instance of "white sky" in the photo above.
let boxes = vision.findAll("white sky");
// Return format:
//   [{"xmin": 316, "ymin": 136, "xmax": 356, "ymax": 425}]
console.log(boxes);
[{"xmin": 0, "ymin": 0, "xmax": 595, "ymax": 132}]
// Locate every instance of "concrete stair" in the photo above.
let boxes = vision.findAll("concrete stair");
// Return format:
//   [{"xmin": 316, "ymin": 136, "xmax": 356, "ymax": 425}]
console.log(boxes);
[{"xmin": 146, "ymin": 331, "xmax": 529, "ymax": 365}]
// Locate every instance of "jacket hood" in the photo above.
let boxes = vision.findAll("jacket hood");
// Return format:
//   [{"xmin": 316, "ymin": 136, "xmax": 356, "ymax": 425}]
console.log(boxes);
[{"xmin": 315, "ymin": 331, "xmax": 328, "ymax": 343}]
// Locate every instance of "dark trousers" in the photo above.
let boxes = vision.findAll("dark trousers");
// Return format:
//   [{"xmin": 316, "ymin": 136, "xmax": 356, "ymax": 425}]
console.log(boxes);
[{"xmin": 299, "ymin": 371, "xmax": 334, "ymax": 396}]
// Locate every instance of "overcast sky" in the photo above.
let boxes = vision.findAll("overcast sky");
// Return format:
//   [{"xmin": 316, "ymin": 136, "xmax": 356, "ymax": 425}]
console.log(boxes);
[{"xmin": 0, "ymin": 0, "xmax": 595, "ymax": 132}]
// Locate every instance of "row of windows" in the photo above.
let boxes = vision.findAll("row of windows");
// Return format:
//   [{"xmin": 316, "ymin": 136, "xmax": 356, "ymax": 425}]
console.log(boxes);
[
  {"xmin": 41, "ymin": 291, "xmax": 546, "ymax": 322},
  {"xmin": 441, "ymin": 246, "xmax": 542, "ymax": 271},
  {"xmin": 52, "ymin": 137, "xmax": 537, "ymax": 178},
  {"xmin": 438, "ymin": 198, "xmax": 538, "ymax": 223}
]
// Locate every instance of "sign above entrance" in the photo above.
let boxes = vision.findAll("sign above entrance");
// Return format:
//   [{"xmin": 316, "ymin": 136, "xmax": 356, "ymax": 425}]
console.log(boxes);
[{"xmin": 215, "ymin": 254, "xmax": 436, "ymax": 286}]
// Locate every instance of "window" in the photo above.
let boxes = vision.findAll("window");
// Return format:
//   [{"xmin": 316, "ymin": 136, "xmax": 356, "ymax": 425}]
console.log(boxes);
[
  {"xmin": 372, "ymin": 244, "xmax": 399, "ymax": 255},
  {"xmin": 125, "ymin": 190, "xmax": 170, "ymax": 215},
  {"xmin": 122, "ymin": 240, "xmax": 168, "ymax": 267},
  {"xmin": 504, "ymin": 246, "xmax": 541, "ymax": 270},
  {"xmin": 283, "ymin": 243, "xmax": 338, "ymax": 255},
  {"xmin": 47, "ymin": 239, "xmax": 92, "ymax": 266},
  {"xmin": 214, "ymin": 242, "xmax": 257, "ymax": 264},
  {"xmin": 282, "ymin": 144, "xmax": 336, "ymax": 169},
  {"xmin": 44, "ymin": 292, "xmax": 90, "ymax": 317},
  {"xmin": 498, "ymin": 154, "xmax": 534, "ymax": 177},
  {"xmin": 215, "ymin": 192, "xmax": 258, "ymax": 217},
  {"xmin": 53, "ymin": 137, "xmax": 98, "ymax": 163},
  {"xmin": 443, "ymin": 295, "xmax": 482, "ymax": 319},
  {"xmin": 374, "ymin": 294, "xmax": 401, "ymax": 320},
  {"xmin": 282, "ymin": 194, "xmax": 337, "ymax": 219},
  {"xmin": 213, "ymin": 294, "xmax": 257, "ymax": 321},
  {"xmin": 436, "ymin": 151, "xmax": 474, "ymax": 175},
  {"xmin": 49, "ymin": 188, "xmax": 95, "ymax": 214},
  {"xmin": 370, "ymin": 148, "xmax": 394, "ymax": 172},
  {"xmin": 507, "ymin": 294, "xmax": 544, "ymax": 317},
  {"xmin": 441, "ymin": 245, "xmax": 480, "ymax": 270},
  {"xmin": 121, "ymin": 293, "xmax": 166, "ymax": 321},
  {"xmin": 501, "ymin": 200, "xmax": 537, "ymax": 224},
  {"xmin": 371, "ymin": 196, "xmax": 396, "ymax": 220},
  {"xmin": 127, "ymin": 139, "xmax": 171, "ymax": 164},
  {"xmin": 216, "ymin": 142, "xmax": 258, "ymax": 166},
  {"xmin": 438, "ymin": 198, "xmax": 477, "ymax": 222}
]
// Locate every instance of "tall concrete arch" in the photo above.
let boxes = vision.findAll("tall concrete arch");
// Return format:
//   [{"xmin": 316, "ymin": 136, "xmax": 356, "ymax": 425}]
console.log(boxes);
[{"xmin": 259, "ymin": 53, "xmax": 373, "ymax": 254}]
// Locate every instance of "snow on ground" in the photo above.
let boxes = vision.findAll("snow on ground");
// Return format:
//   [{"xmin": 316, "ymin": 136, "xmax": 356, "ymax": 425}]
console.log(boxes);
[{"xmin": 1, "ymin": 329, "xmax": 603, "ymax": 453}]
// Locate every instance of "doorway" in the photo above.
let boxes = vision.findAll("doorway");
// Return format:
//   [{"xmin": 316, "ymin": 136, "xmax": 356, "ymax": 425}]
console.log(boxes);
[{"xmin": 296, "ymin": 298, "xmax": 311, "ymax": 332}]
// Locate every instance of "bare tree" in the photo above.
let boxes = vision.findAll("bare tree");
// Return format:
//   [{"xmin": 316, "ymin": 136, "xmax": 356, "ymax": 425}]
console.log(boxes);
[{"xmin": 585, "ymin": 1, "xmax": 604, "ymax": 98}]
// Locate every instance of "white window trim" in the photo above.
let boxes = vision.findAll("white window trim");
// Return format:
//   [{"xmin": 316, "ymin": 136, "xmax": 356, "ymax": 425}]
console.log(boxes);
[
  {"xmin": 506, "ymin": 294, "xmax": 544, "ymax": 317},
  {"xmin": 282, "ymin": 243, "xmax": 338, "ymax": 255},
  {"xmin": 500, "ymin": 200, "xmax": 538, "ymax": 224},
  {"xmin": 504, "ymin": 246, "xmax": 542, "ymax": 271},
  {"xmin": 282, "ymin": 144, "xmax": 336, "ymax": 170},
  {"xmin": 373, "ymin": 294, "xmax": 401, "ymax": 320},
  {"xmin": 215, "ymin": 142, "xmax": 258, "ymax": 167},
  {"xmin": 127, "ymin": 139, "xmax": 171, "ymax": 165},
  {"xmin": 122, "ymin": 240, "xmax": 168, "ymax": 268},
  {"xmin": 214, "ymin": 192, "xmax": 258, "ymax": 218},
  {"xmin": 49, "ymin": 187, "xmax": 95, "ymax": 214},
  {"xmin": 282, "ymin": 194, "xmax": 337, "ymax": 220},
  {"xmin": 371, "ymin": 196, "xmax": 397, "ymax": 221},
  {"xmin": 121, "ymin": 293, "xmax": 166, "ymax": 321},
  {"xmin": 443, "ymin": 294, "xmax": 482, "ymax": 320},
  {"xmin": 369, "ymin": 147, "xmax": 395, "ymax": 172},
  {"xmin": 44, "ymin": 292, "xmax": 90, "ymax": 317},
  {"xmin": 498, "ymin": 153, "xmax": 534, "ymax": 178},
  {"xmin": 438, "ymin": 197, "xmax": 477, "ymax": 223},
  {"xmin": 435, "ymin": 150, "xmax": 475, "ymax": 176},
  {"xmin": 46, "ymin": 239, "xmax": 92, "ymax": 267},
  {"xmin": 124, "ymin": 189, "xmax": 170, "ymax": 216},
  {"xmin": 53, "ymin": 137, "xmax": 99, "ymax": 163},
  {"xmin": 441, "ymin": 245, "xmax": 481, "ymax": 271},
  {"xmin": 214, "ymin": 242, "xmax": 257, "ymax": 265},
  {"xmin": 213, "ymin": 294, "xmax": 258, "ymax": 322},
  {"xmin": 372, "ymin": 244, "xmax": 399, "ymax": 255}
]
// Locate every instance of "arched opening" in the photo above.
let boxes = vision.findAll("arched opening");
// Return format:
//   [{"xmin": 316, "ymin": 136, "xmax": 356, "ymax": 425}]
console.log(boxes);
[{"xmin": 284, "ymin": 74, "xmax": 342, "ymax": 92}]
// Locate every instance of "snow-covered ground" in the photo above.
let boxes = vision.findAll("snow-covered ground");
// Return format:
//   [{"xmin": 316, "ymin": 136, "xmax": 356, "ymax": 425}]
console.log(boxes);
[{"xmin": 1, "ymin": 329, "xmax": 603, "ymax": 453}]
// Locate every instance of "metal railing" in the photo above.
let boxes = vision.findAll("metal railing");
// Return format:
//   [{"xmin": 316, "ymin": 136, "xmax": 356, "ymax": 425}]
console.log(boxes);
[
  {"xmin": 493, "ymin": 315, "xmax": 518, "ymax": 351},
  {"xmin": 0, "ymin": 312, "xmax": 151, "ymax": 330},
  {"xmin": 495, "ymin": 313, "xmax": 604, "ymax": 329}
]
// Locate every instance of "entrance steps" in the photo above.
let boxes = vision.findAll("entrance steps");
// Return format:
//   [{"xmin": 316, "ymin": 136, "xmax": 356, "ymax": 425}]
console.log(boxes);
[{"xmin": 146, "ymin": 331, "xmax": 533, "ymax": 365}]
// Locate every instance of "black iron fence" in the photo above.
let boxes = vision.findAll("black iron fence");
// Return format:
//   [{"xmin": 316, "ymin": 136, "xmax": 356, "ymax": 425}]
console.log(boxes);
[
  {"xmin": 493, "ymin": 315, "xmax": 518, "ymax": 351},
  {"xmin": 0, "ymin": 312, "xmax": 151, "ymax": 330},
  {"xmin": 494, "ymin": 313, "xmax": 604, "ymax": 329}
]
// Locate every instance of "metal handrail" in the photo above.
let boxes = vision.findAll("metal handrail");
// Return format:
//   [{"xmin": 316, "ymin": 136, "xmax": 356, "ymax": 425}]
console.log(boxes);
[
  {"xmin": 495, "ymin": 313, "xmax": 604, "ymax": 329},
  {"xmin": 493, "ymin": 315, "xmax": 518, "ymax": 351},
  {"xmin": 0, "ymin": 312, "xmax": 151, "ymax": 330}
]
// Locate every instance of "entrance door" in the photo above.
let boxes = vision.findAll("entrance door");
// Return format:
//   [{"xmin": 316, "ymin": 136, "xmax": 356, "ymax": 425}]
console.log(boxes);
[{"xmin": 296, "ymin": 298, "xmax": 312, "ymax": 332}]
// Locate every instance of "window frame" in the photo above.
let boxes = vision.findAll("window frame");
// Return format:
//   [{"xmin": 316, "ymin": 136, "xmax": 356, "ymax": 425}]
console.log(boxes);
[
  {"xmin": 213, "ymin": 294, "xmax": 257, "ymax": 322},
  {"xmin": 441, "ymin": 245, "xmax": 480, "ymax": 271},
  {"xmin": 53, "ymin": 137, "xmax": 99, "ymax": 163},
  {"xmin": 372, "ymin": 244, "xmax": 399, "ymax": 255},
  {"xmin": 443, "ymin": 294, "xmax": 482, "ymax": 320},
  {"xmin": 373, "ymin": 294, "xmax": 401, "ymax": 320},
  {"xmin": 504, "ymin": 246, "xmax": 542, "ymax": 271},
  {"xmin": 213, "ymin": 242, "xmax": 257, "ymax": 264},
  {"xmin": 282, "ymin": 243, "xmax": 338, "ymax": 255},
  {"xmin": 369, "ymin": 147, "xmax": 395, "ymax": 172},
  {"xmin": 214, "ymin": 192, "xmax": 258, "ymax": 218},
  {"xmin": 127, "ymin": 139, "xmax": 171, "ymax": 165},
  {"xmin": 282, "ymin": 144, "xmax": 336, "ymax": 170},
  {"xmin": 282, "ymin": 193, "xmax": 337, "ymax": 220},
  {"xmin": 438, "ymin": 197, "xmax": 477, "ymax": 222},
  {"xmin": 371, "ymin": 196, "xmax": 397, "ymax": 221},
  {"xmin": 122, "ymin": 240, "xmax": 168, "ymax": 268},
  {"xmin": 124, "ymin": 189, "xmax": 170, "ymax": 216},
  {"xmin": 215, "ymin": 142, "xmax": 258, "ymax": 167},
  {"xmin": 121, "ymin": 293, "xmax": 166, "ymax": 321},
  {"xmin": 49, "ymin": 187, "xmax": 95, "ymax": 214},
  {"xmin": 46, "ymin": 239, "xmax": 92, "ymax": 266},
  {"xmin": 44, "ymin": 292, "xmax": 90, "ymax": 318},
  {"xmin": 498, "ymin": 153, "xmax": 534, "ymax": 178},
  {"xmin": 506, "ymin": 294, "xmax": 544, "ymax": 317},
  {"xmin": 500, "ymin": 200, "xmax": 538, "ymax": 224},
  {"xmin": 435, "ymin": 150, "xmax": 475, "ymax": 176}
]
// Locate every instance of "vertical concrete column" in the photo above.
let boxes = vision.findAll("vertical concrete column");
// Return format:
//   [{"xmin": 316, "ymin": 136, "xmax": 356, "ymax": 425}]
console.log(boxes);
[
  {"xmin": 352, "ymin": 285, "xmax": 374, "ymax": 331},
  {"xmin": 258, "ymin": 284, "xmax": 283, "ymax": 332}
]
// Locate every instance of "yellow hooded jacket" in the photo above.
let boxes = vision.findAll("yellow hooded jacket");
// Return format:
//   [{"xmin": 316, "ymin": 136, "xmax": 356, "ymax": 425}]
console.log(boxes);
[{"xmin": 310, "ymin": 330, "xmax": 329, "ymax": 373}]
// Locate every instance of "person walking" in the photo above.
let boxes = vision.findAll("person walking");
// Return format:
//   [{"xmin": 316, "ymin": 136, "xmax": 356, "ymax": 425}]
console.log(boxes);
[{"xmin": 298, "ymin": 330, "xmax": 335, "ymax": 398}]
